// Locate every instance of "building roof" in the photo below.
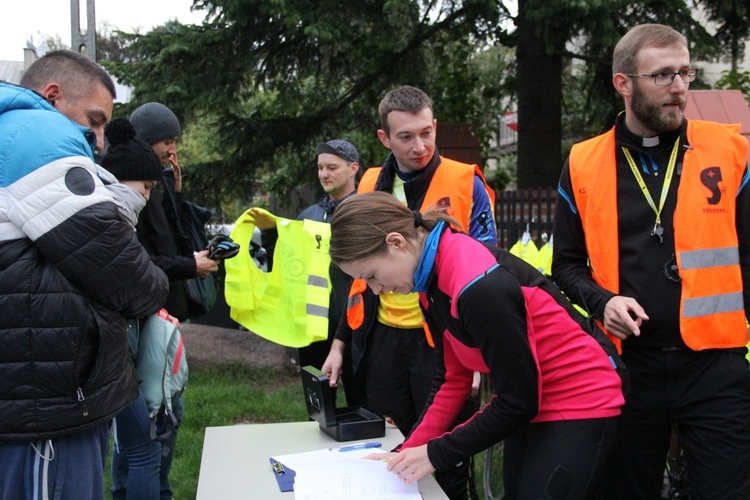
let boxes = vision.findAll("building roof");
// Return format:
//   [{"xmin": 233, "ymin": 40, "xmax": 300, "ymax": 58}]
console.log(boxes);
[
  {"xmin": 683, "ymin": 89, "xmax": 750, "ymax": 144},
  {"xmin": 0, "ymin": 60, "xmax": 24, "ymax": 84},
  {"xmin": 0, "ymin": 57, "xmax": 132, "ymax": 103}
]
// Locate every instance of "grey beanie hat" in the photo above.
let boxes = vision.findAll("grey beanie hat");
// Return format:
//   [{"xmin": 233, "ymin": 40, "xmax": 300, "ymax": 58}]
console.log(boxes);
[{"xmin": 130, "ymin": 102, "xmax": 181, "ymax": 145}]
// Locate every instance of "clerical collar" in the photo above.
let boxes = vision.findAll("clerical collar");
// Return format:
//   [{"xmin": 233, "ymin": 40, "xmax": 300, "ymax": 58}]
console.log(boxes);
[{"xmin": 616, "ymin": 113, "xmax": 682, "ymax": 151}]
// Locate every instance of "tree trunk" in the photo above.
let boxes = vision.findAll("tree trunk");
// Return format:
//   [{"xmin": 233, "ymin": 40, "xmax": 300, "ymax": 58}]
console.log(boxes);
[{"xmin": 516, "ymin": 0, "xmax": 564, "ymax": 189}]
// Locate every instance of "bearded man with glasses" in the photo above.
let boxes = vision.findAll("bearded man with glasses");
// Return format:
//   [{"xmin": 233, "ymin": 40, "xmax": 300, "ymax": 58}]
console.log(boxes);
[{"xmin": 553, "ymin": 23, "xmax": 750, "ymax": 498}]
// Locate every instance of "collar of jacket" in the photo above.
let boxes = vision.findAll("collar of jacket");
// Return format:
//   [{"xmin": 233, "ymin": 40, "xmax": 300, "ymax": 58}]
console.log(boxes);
[
  {"xmin": 318, "ymin": 190, "xmax": 357, "ymax": 219},
  {"xmin": 375, "ymin": 149, "xmax": 442, "ymax": 210},
  {"xmin": 412, "ymin": 221, "xmax": 446, "ymax": 293}
]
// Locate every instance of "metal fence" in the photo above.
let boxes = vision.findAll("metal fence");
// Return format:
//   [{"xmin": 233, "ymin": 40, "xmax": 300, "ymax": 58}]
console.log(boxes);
[{"xmin": 494, "ymin": 187, "xmax": 557, "ymax": 249}]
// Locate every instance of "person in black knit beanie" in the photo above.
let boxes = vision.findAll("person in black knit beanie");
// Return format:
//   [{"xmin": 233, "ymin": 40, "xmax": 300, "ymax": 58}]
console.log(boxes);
[{"xmin": 101, "ymin": 116, "xmax": 168, "ymax": 500}]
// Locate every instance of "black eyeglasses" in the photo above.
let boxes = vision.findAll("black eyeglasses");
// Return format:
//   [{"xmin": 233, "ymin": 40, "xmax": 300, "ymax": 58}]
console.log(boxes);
[{"xmin": 625, "ymin": 69, "xmax": 699, "ymax": 86}]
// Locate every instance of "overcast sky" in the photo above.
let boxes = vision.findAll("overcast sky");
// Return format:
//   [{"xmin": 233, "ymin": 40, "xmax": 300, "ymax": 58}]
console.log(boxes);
[{"xmin": 0, "ymin": 0, "xmax": 207, "ymax": 61}]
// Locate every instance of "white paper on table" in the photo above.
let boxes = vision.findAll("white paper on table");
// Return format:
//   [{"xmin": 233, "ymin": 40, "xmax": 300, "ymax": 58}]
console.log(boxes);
[
  {"xmin": 292, "ymin": 458, "xmax": 420, "ymax": 500},
  {"xmin": 271, "ymin": 444, "xmax": 388, "ymax": 471}
]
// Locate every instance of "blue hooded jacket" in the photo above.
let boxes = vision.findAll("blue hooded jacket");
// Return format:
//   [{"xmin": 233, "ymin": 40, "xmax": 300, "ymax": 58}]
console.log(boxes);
[{"xmin": 0, "ymin": 83, "xmax": 169, "ymax": 442}]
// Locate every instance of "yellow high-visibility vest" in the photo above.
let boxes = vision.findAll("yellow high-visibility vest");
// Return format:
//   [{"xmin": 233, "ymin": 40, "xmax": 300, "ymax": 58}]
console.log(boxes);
[
  {"xmin": 536, "ymin": 241, "xmax": 553, "ymax": 276},
  {"xmin": 509, "ymin": 237, "xmax": 539, "ymax": 268},
  {"xmin": 225, "ymin": 208, "xmax": 331, "ymax": 347}
]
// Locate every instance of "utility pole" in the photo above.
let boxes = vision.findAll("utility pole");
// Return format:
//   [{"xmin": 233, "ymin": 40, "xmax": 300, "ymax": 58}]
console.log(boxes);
[{"xmin": 70, "ymin": 0, "xmax": 96, "ymax": 61}]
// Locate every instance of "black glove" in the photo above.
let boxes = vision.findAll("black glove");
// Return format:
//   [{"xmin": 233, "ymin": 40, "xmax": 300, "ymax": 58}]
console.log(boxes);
[{"xmin": 206, "ymin": 234, "xmax": 240, "ymax": 260}]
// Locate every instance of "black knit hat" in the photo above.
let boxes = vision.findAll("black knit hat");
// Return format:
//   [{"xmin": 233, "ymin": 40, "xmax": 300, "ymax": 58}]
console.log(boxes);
[{"xmin": 102, "ymin": 117, "xmax": 163, "ymax": 182}]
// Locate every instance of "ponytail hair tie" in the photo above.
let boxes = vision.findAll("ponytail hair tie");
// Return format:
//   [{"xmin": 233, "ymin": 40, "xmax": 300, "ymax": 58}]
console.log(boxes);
[{"xmin": 413, "ymin": 210, "xmax": 423, "ymax": 228}]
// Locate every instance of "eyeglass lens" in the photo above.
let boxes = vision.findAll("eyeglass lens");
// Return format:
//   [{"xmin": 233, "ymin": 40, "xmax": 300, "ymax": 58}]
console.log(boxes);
[{"xmin": 654, "ymin": 70, "xmax": 697, "ymax": 86}]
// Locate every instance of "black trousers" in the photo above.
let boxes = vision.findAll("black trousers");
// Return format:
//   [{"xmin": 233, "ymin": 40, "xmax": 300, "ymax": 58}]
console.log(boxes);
[
  {"xmin": 503, "ymin": 417, "xmax": 619, "ymax": 499},
  {"xmin": 364, "ymin": 321, "xmax": 478, "ymax": 500},
  {"xmin": 594, "ymin": 347, "xmax": 750, "ymax": 499}
]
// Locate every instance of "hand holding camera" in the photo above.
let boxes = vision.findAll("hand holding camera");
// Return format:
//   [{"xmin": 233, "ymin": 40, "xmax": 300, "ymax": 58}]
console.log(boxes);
[{"xmin": 206, "ymin": 234, "xmax": 240, "ymax": 260}]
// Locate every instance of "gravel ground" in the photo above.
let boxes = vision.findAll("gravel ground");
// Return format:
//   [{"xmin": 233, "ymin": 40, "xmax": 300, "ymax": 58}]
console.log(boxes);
[{"xmin": 180, "ymin": 322, "xmax": 297, "ymax": 376}]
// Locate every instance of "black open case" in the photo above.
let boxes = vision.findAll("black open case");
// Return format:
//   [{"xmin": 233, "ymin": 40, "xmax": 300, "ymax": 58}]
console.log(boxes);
[{"xmin": 301, "ymin": 366, "xmax": 385, "ymax": 442}]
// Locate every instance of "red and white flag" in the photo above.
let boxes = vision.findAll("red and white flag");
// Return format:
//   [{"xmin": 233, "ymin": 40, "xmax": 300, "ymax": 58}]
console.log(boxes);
[{"xmin": 502, "ymin": 110, "xmax": 518, "ymax": 131}]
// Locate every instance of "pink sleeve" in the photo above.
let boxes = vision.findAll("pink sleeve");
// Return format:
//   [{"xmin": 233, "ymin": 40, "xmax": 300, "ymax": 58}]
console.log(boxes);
[{"xmin": 401, "ymin": 331, "xmax": 474, "ymax": 449}]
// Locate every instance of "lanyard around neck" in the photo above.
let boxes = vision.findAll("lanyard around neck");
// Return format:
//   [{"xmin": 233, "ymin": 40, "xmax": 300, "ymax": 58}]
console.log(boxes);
[{"xmin": 622, "ymin": 137, "xmax": 680, "ymax": 233}]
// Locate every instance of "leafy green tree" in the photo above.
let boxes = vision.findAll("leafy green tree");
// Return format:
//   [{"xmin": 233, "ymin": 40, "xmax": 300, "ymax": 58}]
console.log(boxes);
[
  {"xmin": 105, "ymin": 0, "xmax": 730, "ymax": 207},
  {"xmin": 513, "ymin": 0, "xmax": 719, "ymax": 187},
  {"xmin": 698, "ymin": 0, "xmax": 750, "ymax": 71},
  {"xmin": 715, "ymin": 69, "xmax": 750, "ymax": 105},
  {"xmin": 105, "ymin": 0, "xmax": 506, "ymax": 212},
  {"xmin": 696, "ymin": 0, "xmax": 750, "ymax": 105},
  {"xmin": 96, "ymin": 22, "xmax": 140, "ymax": 63}
]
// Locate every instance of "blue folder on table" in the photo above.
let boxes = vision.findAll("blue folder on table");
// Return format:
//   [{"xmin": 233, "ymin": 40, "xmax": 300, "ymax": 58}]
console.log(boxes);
[{"xmin": 269, "ymin": 457, "xmax": 296, "ymax": 492}]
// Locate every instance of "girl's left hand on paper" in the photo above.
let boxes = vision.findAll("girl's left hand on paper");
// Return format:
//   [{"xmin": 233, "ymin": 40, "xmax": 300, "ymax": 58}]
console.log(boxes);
[
  {"xmin": 363, "ymin": 451, "xmax": 396, "ymax": 462},
  {"xmin": 386, "ymin": 445, "xmax": 435, "ymax": 483}
]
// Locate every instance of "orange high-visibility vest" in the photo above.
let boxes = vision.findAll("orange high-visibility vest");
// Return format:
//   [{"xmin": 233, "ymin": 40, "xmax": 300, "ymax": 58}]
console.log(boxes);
[
  {"xmin": 346, "ymin": 157, "xmax": 494, "ymax": 338},
  {"xmin": 569, "ymin": 120, "xmax": 749, "ymax": 351},
  {"xmin": 357, "ymin": 157, "xmax": 495, "ymax": 229}
]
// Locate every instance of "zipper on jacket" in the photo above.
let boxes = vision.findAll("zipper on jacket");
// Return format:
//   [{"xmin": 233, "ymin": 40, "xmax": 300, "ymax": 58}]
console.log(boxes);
[{"xmin": 77, "ymin": 387, "xmax": 89, "ymax": 417}]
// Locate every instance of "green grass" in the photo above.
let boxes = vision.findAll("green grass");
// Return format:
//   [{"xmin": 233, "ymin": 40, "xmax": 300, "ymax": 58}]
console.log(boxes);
[
  {"xmin": 174, "ymin": 363, "xmax": 307, "ymax": 497},
  {"xmin": 475, "ymin": 443, "xmax": 504, "ymax": 500},
  {"xmin": 106, "ymin": 363, "xmax": 306, "ymax": 499}
]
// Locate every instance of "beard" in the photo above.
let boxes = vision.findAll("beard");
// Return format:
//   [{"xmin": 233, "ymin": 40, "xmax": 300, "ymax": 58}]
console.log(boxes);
[{"xmin": 630, "ymin": 81, "xmax": 685, "ymax": 135}]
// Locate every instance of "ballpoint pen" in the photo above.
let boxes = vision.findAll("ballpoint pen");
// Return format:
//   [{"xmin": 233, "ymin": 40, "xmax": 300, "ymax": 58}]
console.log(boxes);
[{"xmin": 335, "ymin": 442, "xmax": 382, "ymax": 452}]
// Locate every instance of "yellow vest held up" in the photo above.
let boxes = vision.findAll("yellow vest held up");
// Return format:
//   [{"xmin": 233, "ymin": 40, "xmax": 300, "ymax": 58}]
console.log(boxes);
[{"xmin": 225, "ymin": 208, "xmax": 331, "ymax": 347}]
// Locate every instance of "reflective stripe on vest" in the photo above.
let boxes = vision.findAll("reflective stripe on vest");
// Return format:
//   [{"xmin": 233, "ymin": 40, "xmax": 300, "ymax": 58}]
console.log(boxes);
[
  {"xmin": 680, "ymin": 247, "xmax": 739, "ymax": 269},
  {"xmin": 307, "ymin": 274, "xmax": 329, "ymax": 318},
  {"xmin": 681, "ymin": 246, "xmax": 743, "ymax": 317},
  {"xmin": 569, "ymin": 120, "xmax": 748, "ymax": 351}
]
